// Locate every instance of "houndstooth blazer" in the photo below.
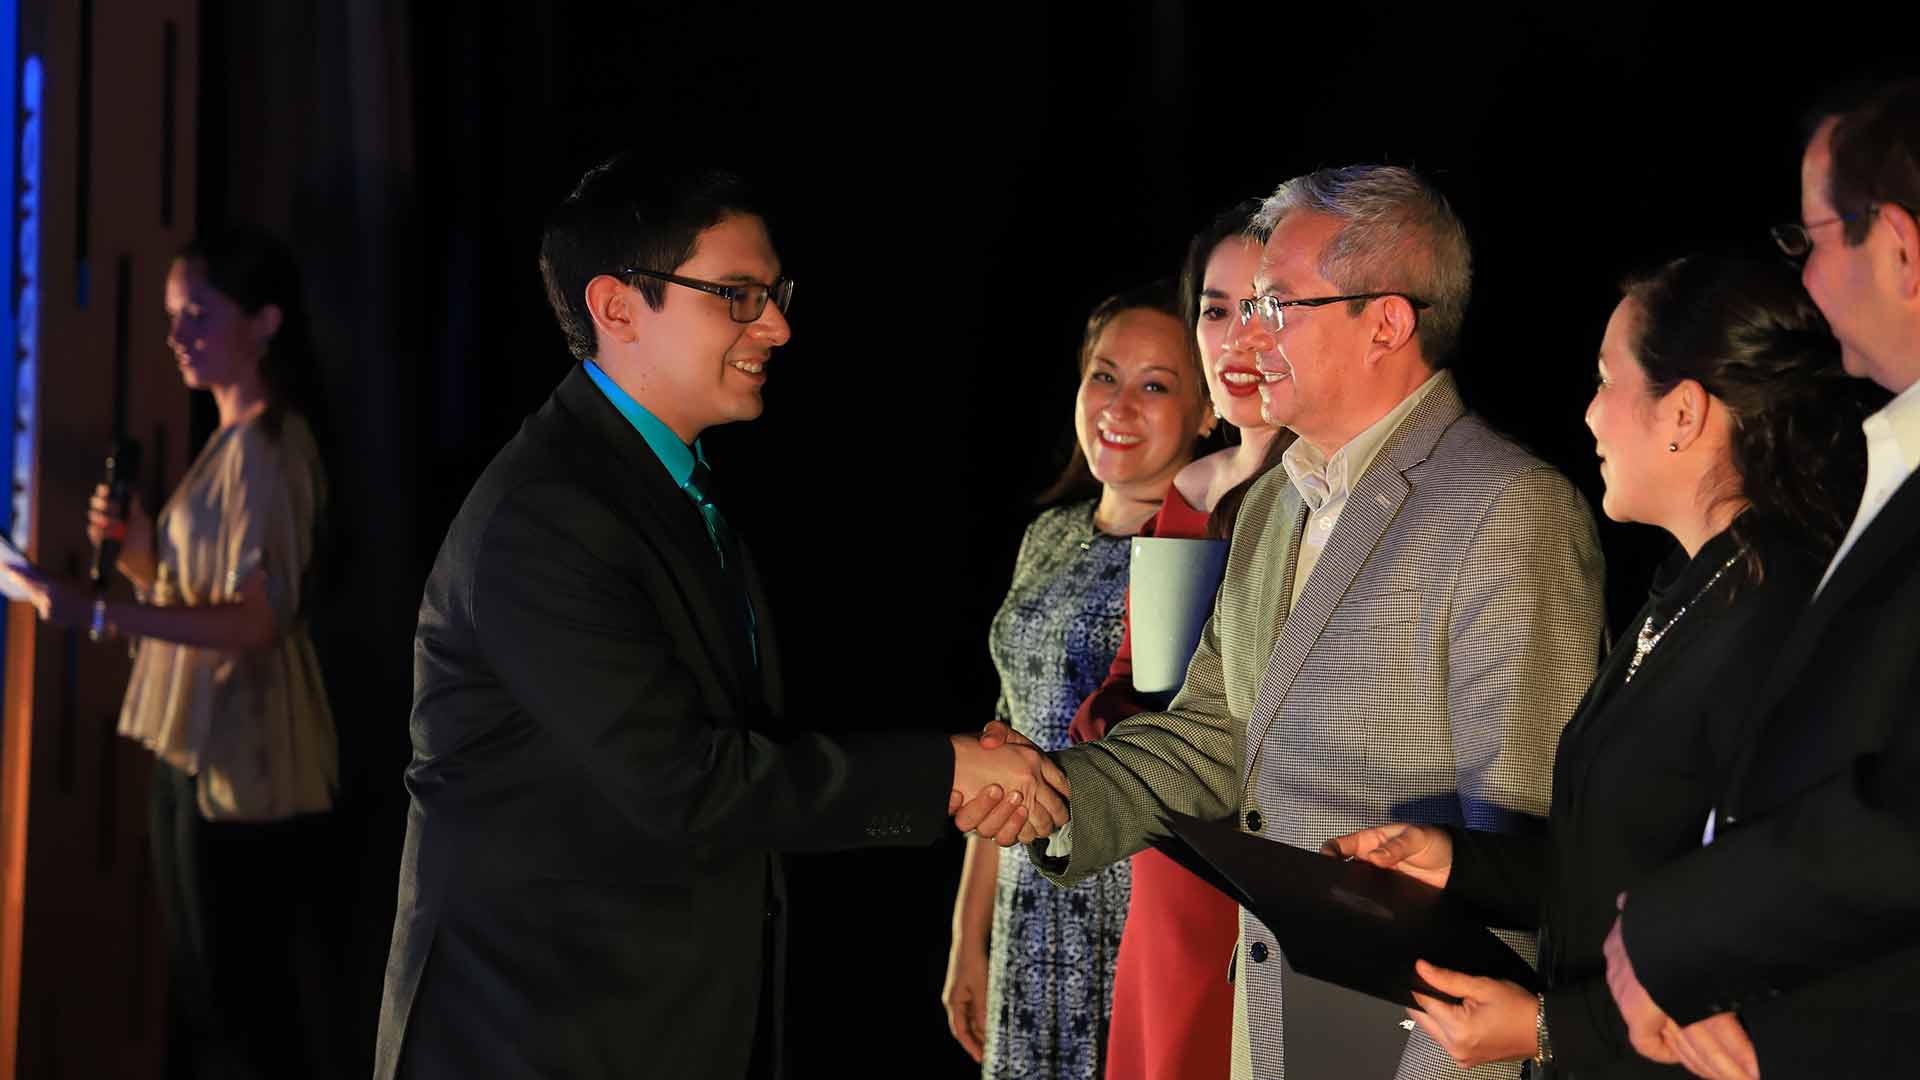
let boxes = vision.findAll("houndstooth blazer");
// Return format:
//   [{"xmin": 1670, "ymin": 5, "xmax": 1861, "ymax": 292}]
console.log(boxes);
[{"xmin": 1040, "ymin": 372, "xmax": 1606, "ymax": 1080}]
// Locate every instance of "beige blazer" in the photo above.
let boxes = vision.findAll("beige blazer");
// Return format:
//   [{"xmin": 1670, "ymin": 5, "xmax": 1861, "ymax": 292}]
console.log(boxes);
[{"xmin": 1043, "ymin": 372, "xmax": 1606, "ymax": 1079}]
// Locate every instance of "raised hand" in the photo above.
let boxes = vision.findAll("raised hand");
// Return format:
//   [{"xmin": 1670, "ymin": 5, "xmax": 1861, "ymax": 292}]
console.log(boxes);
[
  {"xmin": 1405, "ymin": 960, "xmax": 1538, "ymax": 1068},
  {"xmin": 1320, "ymin": 822, "xmax": 1454, "ymax": 888},
  {"xmin": 949, "ymin": 729, "xmax": 1070, "ymax": 847}
]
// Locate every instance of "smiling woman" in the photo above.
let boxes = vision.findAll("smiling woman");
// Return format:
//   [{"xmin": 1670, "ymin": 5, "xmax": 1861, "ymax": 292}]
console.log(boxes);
[{"xmin": 942, "ymin": 281, "xmax": 1212, "ymax": 1078}]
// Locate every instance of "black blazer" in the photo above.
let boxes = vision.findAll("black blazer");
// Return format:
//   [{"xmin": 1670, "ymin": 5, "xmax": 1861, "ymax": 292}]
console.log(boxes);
[
  {"xmin": 1623, "ymin": 470, "xmax": 1920, "ymax": 1078},
  {"xmin": 1446, "ymin": 526, "xmax": 1819, "ymax": 1078},
  {"xmin": 374, "ymin": 366, "xmax": 954, "ymax": 1080}
]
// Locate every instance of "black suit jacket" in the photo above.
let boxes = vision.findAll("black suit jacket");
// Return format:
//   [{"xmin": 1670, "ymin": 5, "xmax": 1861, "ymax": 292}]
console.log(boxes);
[
  {"xmin": 374, "ymin": 365, "xmax": 953, "ymax": 1080},
  {"xmin": 1445, "ymin": 527, "xmax": 1817, "ymax": 1078},
  {"xmin": 1623, "ymin": 472, "xmax": 1920, "ymax": 1077}
]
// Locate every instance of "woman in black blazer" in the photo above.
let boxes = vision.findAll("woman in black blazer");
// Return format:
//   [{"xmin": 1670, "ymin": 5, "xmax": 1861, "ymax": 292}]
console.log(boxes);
[{"xmin": 1328, "ymin": 256, "xmax": 1882, "ymax": 1078}]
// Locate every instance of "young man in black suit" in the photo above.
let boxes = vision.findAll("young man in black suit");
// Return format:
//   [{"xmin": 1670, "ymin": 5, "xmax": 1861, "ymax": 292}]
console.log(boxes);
[
  {"xmin": 1604, "ymin": 79, "xmax": 1920, "ymax": 1080},
  {"xmin": 375, "ymin": 159, "xmax": 1068, "ymax": 1080}
]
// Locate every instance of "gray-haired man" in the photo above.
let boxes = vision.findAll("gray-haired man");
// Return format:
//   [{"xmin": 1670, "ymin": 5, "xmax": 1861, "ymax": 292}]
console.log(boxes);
[{"xmin": 1005, "ymin": 166, "xmax": 1606, "ymax": 1079}]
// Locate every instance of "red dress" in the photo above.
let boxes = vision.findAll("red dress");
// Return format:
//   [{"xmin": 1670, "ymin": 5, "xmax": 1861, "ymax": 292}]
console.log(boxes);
[{"xmin": 1068, "ymin": 486, "xmax": 1235, "ymax": 1080}]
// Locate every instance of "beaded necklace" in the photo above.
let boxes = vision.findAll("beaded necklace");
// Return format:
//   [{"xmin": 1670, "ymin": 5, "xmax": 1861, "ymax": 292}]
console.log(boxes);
[{"xmin": 1623, "ymin": 550, "xmax": 1743, "ymax": 685}]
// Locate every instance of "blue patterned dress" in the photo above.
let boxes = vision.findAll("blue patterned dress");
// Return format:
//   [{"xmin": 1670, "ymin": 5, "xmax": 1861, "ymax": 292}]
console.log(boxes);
[{"xmin": 982, "ymin": 499, "xmax": 1134, "ymax": 1079}]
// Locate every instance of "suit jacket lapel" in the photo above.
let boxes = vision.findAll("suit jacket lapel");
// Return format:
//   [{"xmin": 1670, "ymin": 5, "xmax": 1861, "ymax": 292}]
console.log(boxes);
[
  {"xmin": 1727, "ymin": 467, "xmax": 1920, "ymax": 806},
  {"xmin": 737, "ymin": 541, "xmax": 784, "ymax": 717},
  {"xmin": 549, "ymin": 367, "xmax": 759, "ymax": 702},
  {"xmin": 1243, "ymin": 373, "xmax": 1465, "ymax": 781}
]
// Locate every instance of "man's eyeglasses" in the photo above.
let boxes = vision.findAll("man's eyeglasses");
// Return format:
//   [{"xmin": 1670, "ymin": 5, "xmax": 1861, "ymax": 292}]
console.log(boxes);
[
  {"xmin": 1770, "ymin": 207, "xmax": 1877, "ymax": 260},
  {"xmin": 1236, "ymin": 292, "xmax": 1432, "ymax": 333},
  {"xmin": 621, "ymin": 267, "xmax": 795, "ymax": 324}
]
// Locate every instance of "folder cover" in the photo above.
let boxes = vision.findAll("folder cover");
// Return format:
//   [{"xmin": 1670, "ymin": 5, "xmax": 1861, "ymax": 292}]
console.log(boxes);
[{"xmin": 1152, "ymin": 810, "xmax": 1538, "ymax": 1007}]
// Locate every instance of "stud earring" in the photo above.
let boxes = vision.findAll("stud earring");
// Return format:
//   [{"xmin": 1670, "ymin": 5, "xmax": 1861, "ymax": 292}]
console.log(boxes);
[{"xmin": 1667, "ymin": 442, "xmax": 1679, "ymax": 453}]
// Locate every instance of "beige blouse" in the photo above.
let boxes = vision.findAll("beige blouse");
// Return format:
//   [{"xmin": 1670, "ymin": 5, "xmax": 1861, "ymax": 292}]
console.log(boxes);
[{"xmin": 118, "ymin": 411, "xmax": 337, "ymax": 822}]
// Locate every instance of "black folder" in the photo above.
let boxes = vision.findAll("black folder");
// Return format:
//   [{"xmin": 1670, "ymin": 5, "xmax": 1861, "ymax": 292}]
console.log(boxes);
[{"xmin": 1151, "ymin": 810, "xmax": 1538, "ymax": 1008}]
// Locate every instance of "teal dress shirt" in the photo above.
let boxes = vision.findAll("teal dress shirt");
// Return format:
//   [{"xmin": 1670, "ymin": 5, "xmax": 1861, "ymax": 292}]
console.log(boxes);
[{"xmin": 584, "ymin": 359, "xmax": 757, "ymax": 666}]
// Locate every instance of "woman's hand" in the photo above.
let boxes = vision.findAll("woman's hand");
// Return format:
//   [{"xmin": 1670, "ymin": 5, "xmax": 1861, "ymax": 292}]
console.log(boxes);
[
  {"xmin": 1321, "ymin": 822, "xmax": 1454, "ymax": 888},
  {"xmin": 1406, "ymin": 960, "xmax": 1539, "ymax": 1068},
  {"xmin": 941, "ymin": 936, "xmax": 991, "ymax": 1063},
  {"xmin": 87, "ymin": 485, "xmax": 156, "ymax": 592},
  {"xmin": 0, "ymin": 560, "xmax": 93, "ymax": 630}
]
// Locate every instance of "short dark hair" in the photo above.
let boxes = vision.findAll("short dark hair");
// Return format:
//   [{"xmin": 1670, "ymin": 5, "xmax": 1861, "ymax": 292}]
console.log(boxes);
[
  {"xmin": 1827, "ymin": 78, "xmax": 1920, "ymax": 245},
  {"xmin": 1038, "ymin": 280, "xmax": 1186, "ymax": 505},
  {"xmin": 538, "ymin": 156, "xmax": 764, "ymax": 360},
  {"xmin": 1624, "ymin": 256, "xmax": 1881, "ymax": 580}
]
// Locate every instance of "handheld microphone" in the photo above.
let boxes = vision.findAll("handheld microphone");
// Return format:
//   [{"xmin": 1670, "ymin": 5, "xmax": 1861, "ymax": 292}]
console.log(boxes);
[{"xmin": 90, "ymin": 438, "xmax": 143, "ymax": 590}]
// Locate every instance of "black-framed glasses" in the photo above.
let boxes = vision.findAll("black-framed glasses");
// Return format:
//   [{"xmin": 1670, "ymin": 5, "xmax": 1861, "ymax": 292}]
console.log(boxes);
[
  {"xmin": 1770, "ymin": 208, "xmax": 1877, "ymax": 259},
  {"xmin": 620, "ymin": 267, "xmax": 795, "ymax": 323},
  {"xmin": 1236, "ymin": 291, "xmax": 1432, "ymax": 333}
]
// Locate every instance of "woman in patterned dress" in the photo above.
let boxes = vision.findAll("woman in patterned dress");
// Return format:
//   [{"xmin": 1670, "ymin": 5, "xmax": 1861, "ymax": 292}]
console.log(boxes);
[{"xmin": 943, "ymin": 281, "xmax": 1215, "ymax": 1078}]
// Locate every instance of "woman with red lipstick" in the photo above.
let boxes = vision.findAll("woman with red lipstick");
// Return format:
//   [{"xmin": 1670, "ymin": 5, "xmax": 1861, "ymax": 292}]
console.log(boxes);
[
  {"xmin": 1062, "ymin": 200, "xmax": 1296, "ymax": 1080},
  {"xmin": 944, "ymin": 281, "xmax": 1213, "ymax": 1079},
  {"xmin": 2, "ymin": 227, "xmax": 335, "ymax": 1079}
]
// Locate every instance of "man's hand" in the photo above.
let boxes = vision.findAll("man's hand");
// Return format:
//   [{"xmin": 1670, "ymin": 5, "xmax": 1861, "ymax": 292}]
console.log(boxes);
[
  {"xmin": 1603, "ymin": 898, "xmax": 1681, "ymax": 1066},
  {"xmin": 949, "ymin": 725, "xmax": 1070, "ymax": 847},
  {"xmin": 1321, "ymin": 823, "xmax": 1454, "ymax": 889},
  {"xmin": 1405, "ymin": 960, "xmax": 1538, "ymax": 1068},
  {"xmin": 1662, "ymin": 1012, "xmax": 1759, "ymax": 1080}
]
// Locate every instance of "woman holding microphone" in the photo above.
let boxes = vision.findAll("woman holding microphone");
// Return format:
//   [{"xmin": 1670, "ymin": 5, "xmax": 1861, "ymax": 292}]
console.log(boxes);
[{"xmin": 4, "ymin": 225, "xmax": 336, "ymax": 1078}]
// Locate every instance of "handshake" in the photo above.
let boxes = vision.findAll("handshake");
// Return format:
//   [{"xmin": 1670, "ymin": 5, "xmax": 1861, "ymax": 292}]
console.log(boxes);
[{"xmin": 946, "ymin": 722, "xmax": 1071, "ymax": 848}]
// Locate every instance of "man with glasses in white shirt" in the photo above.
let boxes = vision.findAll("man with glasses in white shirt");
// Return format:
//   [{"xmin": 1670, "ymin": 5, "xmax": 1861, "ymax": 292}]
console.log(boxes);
[{"xmin": 1605, "ymin": 78, "xmax": 1920, "ymax": 1080}]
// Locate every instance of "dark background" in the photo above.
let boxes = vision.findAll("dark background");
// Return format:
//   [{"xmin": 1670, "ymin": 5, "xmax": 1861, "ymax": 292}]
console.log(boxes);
[{"xmin": 179, "ymin": 2, "xmax": 1914, "ymax": 1075}]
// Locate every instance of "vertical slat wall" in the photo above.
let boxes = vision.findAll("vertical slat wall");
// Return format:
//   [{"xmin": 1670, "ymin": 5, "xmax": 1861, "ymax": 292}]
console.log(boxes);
[{"xmin": 0, "ymin": 1, "xmax": 197, "ymax": 1077}]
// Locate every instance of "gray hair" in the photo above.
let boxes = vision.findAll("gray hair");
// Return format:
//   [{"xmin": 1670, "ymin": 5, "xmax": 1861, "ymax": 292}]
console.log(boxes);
[{"xmin": 1253, "ymin": 165, "xmax": 1473, "ymax": 365}]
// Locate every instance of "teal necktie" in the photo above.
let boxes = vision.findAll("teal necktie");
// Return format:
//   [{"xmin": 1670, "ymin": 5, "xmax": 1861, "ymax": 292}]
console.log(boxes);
[
  {"xmin": 683, "ymin": 459, "xmax": 737, "ymax": 570},
  {"xmin": 682, "ymin": 460, "xmax": 757, "ymax": 668}
]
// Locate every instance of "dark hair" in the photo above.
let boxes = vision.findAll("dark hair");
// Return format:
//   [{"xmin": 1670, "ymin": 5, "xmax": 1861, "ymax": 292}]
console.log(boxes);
[
  {"xmin": 539, "ymin": 156, "xmax": 763, "ymax": 361},
  {"xmin": 179, "ymin": 225, "xmax": 323, "ymax": 443},
  {"xmin": 1827, "ymin": 78, "xmax": 1920, "ymax": 245},
  {"xmin": 1623, "ymin": 256, "xmax": 1878, "ymax": 579},
  {"xmin": 1038, "ymin": 280, "xmax": 1190, "ymax": 505}
]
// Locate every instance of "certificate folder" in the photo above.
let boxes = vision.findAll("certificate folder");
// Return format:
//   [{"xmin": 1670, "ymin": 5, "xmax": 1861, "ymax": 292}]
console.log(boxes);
[{"xmin": 1151, "ymin": 810, "xmax": 1538, "ymax": 1007}]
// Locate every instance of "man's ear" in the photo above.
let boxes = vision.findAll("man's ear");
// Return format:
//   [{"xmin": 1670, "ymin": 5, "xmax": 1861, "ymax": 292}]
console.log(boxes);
[
  {"xmin": 585, "ymin": 274, "xmax": 642, "ymax": 349},
  {"xmin": 1880, "ymin": 202, "xmax": 1920, "ymax": 303},
  {"xmin": 1364, "ymin": 295, "xmax": 1420, "ymax": 367}
]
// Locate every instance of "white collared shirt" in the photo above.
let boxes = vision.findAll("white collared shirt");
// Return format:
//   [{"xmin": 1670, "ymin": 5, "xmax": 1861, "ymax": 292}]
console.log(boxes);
[
  {"xmin": 1281, "ymin": 371, "xmax": 1444, "ymax": 605},
  {"xmin": 1817, "ymin": 377, "xmax": 1920, "ymax": 596}
]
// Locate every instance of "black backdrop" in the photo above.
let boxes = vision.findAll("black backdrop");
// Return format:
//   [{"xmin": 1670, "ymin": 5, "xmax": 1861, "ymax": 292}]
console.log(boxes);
[{"xmin": 186, "ymin": 3, "xmax": 1914, "ymax": 1075}]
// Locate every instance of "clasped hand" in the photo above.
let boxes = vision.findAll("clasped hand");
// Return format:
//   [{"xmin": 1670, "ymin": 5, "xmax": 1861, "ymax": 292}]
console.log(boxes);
[{"xmin": 946, "ymin": 721, "xmax": 1070, "ymax": 847}]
